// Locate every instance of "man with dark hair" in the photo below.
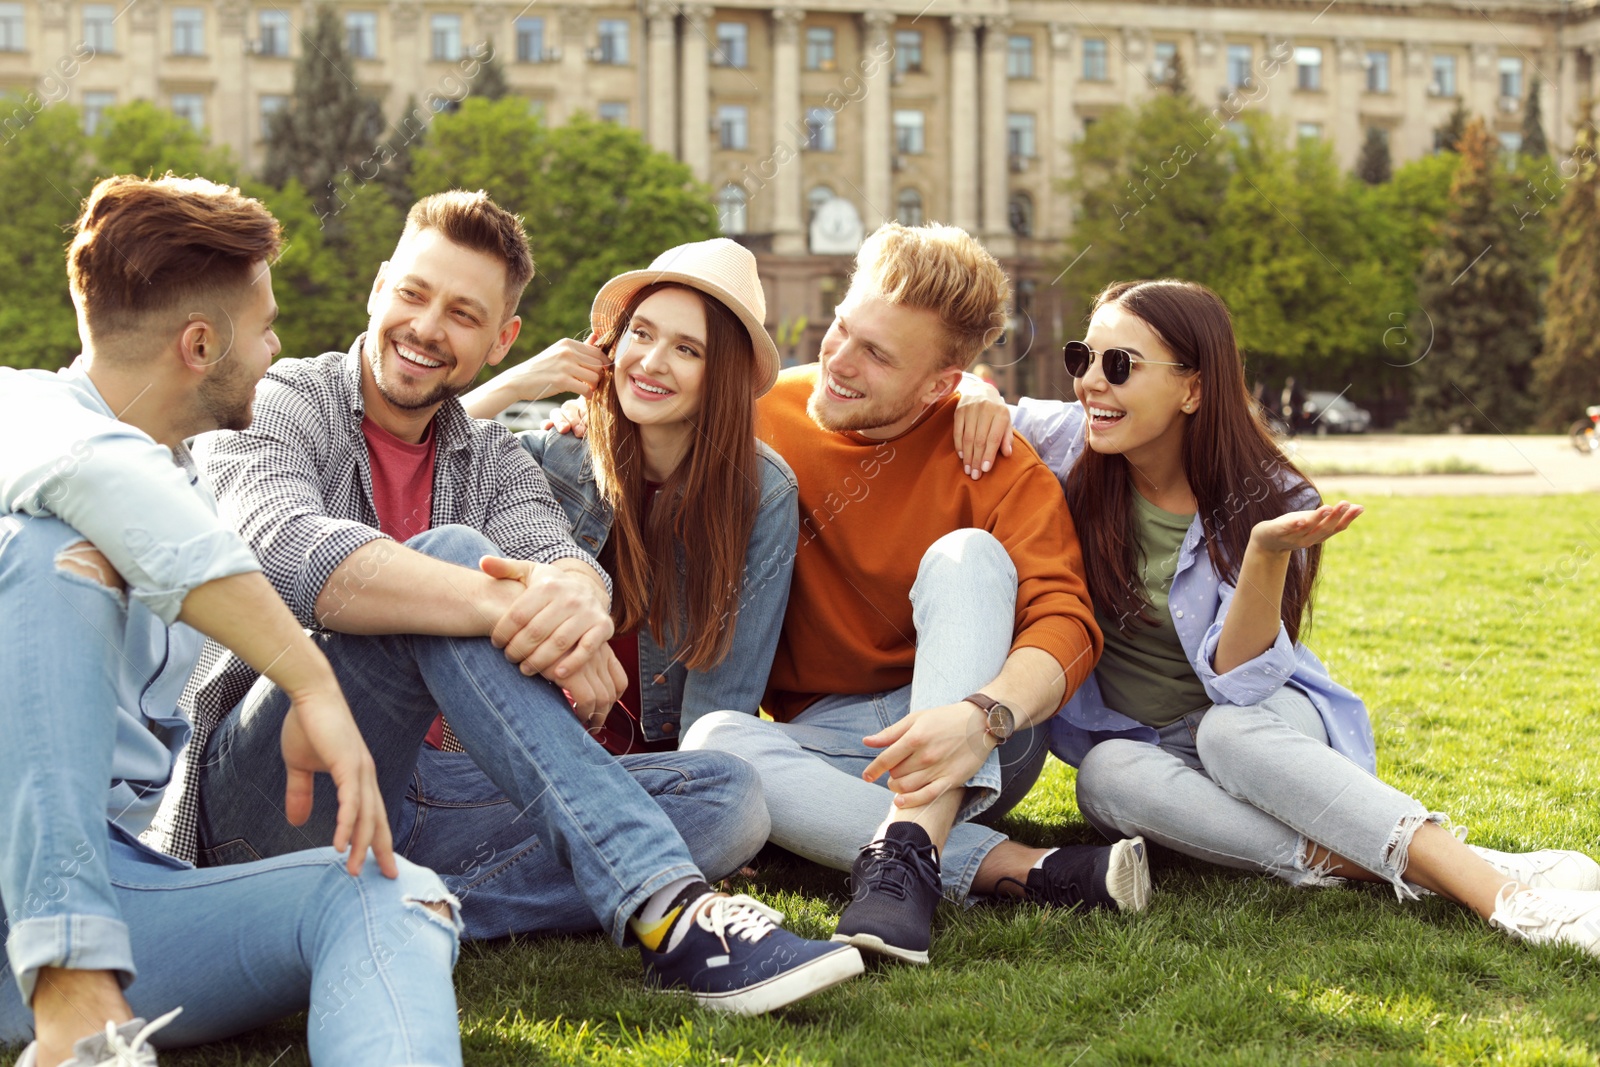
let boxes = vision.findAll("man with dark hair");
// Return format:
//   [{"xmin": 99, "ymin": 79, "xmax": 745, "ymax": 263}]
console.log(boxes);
[
  {"xmin": 180, "ymin": 189, "xmax": 860, "ymax": 1015},
  {"xmin": 0, "ymin": 175, "xmax": 464, "ymax": 1066}
]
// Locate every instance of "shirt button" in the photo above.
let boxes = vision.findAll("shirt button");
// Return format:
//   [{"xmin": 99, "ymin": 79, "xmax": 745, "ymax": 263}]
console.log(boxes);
[
  {"xmin": 661, "ymin": 721, "xmax": 677, "ymax": 734},
  {"xmin": 1175, "ymin": 610, "xmax": 1185, "ymax": 619}
]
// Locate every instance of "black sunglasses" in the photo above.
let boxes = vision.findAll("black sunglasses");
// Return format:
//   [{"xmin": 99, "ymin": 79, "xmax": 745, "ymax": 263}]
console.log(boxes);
[{"xmin": 1062, "ymin": 340, "xmax": 1186, "ymax": 385}]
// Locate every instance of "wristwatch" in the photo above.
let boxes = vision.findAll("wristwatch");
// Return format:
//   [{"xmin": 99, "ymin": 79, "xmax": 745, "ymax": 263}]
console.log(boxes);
[{"xmin": 962, "ymin": 692, "xmax": 1016, "ymax": 745}]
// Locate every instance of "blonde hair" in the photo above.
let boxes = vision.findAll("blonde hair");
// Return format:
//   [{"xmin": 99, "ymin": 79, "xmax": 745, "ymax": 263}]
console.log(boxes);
[{"xmin": 845, "ymin": 221, "xmax": 1011, "ymax": 369}]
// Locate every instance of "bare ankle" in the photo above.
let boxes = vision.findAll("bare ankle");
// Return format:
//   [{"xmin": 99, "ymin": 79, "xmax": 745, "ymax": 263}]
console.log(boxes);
[{"xmin": 32, "ymin": 967, "xmax": 132, "ymax": 1063}]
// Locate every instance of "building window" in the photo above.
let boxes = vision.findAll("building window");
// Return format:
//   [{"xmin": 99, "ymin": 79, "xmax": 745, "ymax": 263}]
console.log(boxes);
[
  {"xmin": 1007, "ymin": 34, "xmax": 1033, "ymax": 78},
  {"xmin": 718, "ymin": 104, "xmax": 748, "ymax": 149},
  {"xmin": 170, "ymin": 92, "xmax": 205, "ymax": 131},
  {"xmin": 260, "ymin": 93, "xmax": 288, "ymax": 137},
  {"xmin": 1152, "ymin": 41, "xmax": 1177, "ymax": 85},
  {"xmin": 1227, "ymin": 120, "xmax": 1249, "ymax": 146},
  {"xmin": 527, "ymin": 98, "xmax": 548, "ymax": 122},
  {"xmin": 805, "ymin": 106, "xmax": 835, "ymax": 150},
  {"xmin": 1006, "ymin": 112, "xmax": 1036, "ymax": 159},
  {"xmin": 346, "ymin": 12, "xmax": 377, "ymax": 58},
  {"xmin": 1499, "ymin": 55, "xmax": 1523, "ymax": 100},
  {"xmin": 430, "ymin": 14, "xmax": 461, "ymax": 60},
  {"xmin": 1008, "ymin": 191, "xmax": 1033, "ymax": 238},
  {"xmin": 1498, "ymin": 130, "xmax": 1523, "ymax": 157},
  {"xmin": 1227, "ymin": 44, "xmax": 1251, "ymax": 90},
  {"xmin": 1431, "ymin": 54, "xmax": 1457, "ymax": 96},
  {"xmin": 1297, "ymin": 121, "xmax": 1322, "ymax": 140},
  {"xmin": 718, "ymin": 184, "xmax": 747, "ymax": 235},
  {"xmin": 515, "ymin": 17, "xmax": 545, "ymax": 62},
  {"xmin": 81, "ymin": 90, "xmax": 114, "ymax": 134},
  {"xmin": 894, "ymin": 30, "xmax": 922, "ymax": 74},
  {"xmin": 893, "ymin": 109, "xmax": 924, "ymax": 154},
  {"xmin": 82, "ymin": 4, "xmax": 114, "ymax": 53},
  {"xmin": 1294, "ymin": 46, "xmax": 1322, "ymax": 90},
  {"xmin": 1366, "ymin": 49, "xmax": 1390, "ymax": 92},
  {"xmin": 807, "ymin": 184, "xmax": 834, "ymax": 224},
  {"xmin": 597, "ymin": 19, "xmax": 629, "ymax": 64},
  {"xmin": 1082, "ymin": 37, "xmax": 1107, "ymax": 81},
  {"xmin": 805, "ymin": 26, "xmax": 835, "ymax": 71},
  {"xmin": 257, "ymin": 9, "xmax": 290, "ymax": 56},
  {"xmin": 715, "ymin": 22, "xmax": 747, "ymax": 67},
  {"xmin": 896, "ymin": 187, "xmax": 923, "ymax": 226},
  {"xmin": 597, "ymin": 101, "xmax": 628, "ymax": 124},
  {"xmin": 0, "ymin": 2, "xmax": 21, "ymax": 51},
  {"xmin": 171, "ymin": 7, "xmax": 204, "ymax": 55}
]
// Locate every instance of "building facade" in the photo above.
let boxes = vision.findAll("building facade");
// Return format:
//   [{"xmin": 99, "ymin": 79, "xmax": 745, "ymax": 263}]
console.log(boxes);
[{"xmin": 3, "ymin": 0, "xmax": 1597, "ymax": 397}]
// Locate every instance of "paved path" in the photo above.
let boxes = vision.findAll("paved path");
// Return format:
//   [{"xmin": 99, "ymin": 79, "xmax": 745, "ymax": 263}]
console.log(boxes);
[{"xmin": 1285, "ymin": 434, "xmax": 1600, "ymax": 497}]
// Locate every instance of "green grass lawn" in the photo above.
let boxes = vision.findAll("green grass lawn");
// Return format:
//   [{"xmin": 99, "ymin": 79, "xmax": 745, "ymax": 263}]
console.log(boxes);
[{"xmin": 99, "ymin": 497, "xmax": 1600, "ymax": 1064}]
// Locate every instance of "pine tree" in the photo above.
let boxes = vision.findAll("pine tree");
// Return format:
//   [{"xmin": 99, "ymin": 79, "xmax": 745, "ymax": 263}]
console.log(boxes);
[
  {"xmin": 1434, "ymin": 101, "xmax": 1470, "ymax": 153},
  {"xmin": 1165, "ymin": 52, "xmax": 1189, "ymax": 97},
  {"xmin": 262, "ymin": 6, "xmax": 387, "ymax": 219},
  {"xmin": 1532, "ymin": 121, "xmax": 1600, "ymax": 429},
  {"xmin": 1357, "ymin": 126, "xmax": 1392, "ymax": 184},
  {"xmin": 1522, "ymin": 76, "xmax": 1549, "ymax": 158},
  {"xmin": 471, "ymin": 41, "xmax": 511, "ymax": 100},
  {"xmin": 1404, "ymin": 117, "xmax": 1544, "ymax": 431}
]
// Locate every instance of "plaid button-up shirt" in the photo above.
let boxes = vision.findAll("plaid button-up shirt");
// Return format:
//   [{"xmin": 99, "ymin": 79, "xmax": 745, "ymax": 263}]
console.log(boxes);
[{"xmin": 145, "ymin": 338, "xmax": 604, "ymax": 863}]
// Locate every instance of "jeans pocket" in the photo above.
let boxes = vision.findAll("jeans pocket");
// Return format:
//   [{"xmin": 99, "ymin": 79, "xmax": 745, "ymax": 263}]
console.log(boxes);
[{"xmin": 197, "ymin": 837, "xmax": 263, "ymax": 868}]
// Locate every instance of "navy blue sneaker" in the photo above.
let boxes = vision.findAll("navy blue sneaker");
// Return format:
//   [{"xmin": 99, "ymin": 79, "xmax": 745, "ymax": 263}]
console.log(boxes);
[
  {"xmin": 831, "ymin": 822, "xmax": 943, "ymax": 965},
  {"xmin": 999, "ymin": 837, "xmax": 1151, "ymax": 913},
  {"xmin": 640, "ymin": 892, "xmax": 864, "ymax": 1014}
]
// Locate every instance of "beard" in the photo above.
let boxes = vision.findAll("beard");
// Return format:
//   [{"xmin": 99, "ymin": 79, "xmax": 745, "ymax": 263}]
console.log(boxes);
[
  {"xmin": 805, "ymin": 374, "xmax": 922, "ymax": 433},
  {"xmin": 196, "ymin": 349, "xmax": 258, "ymax": 432},
  {"xmin": 366, "ymin": 330, "xmax": 470, "ymax": 412}
]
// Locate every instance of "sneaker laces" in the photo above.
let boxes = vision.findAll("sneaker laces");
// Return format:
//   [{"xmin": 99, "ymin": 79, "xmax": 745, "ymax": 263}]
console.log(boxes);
[
  {"xmin": 850, "ymin": 837, "xmax": 939, "ymax": 904},
  {"xmin": 1494, "ymin": 885, "xmax": 1593, "ymax": 932},
  {"xmin": 692, "ymin": 893, "xmax": 785, "ymax": 954},
  {"xmin": 97, "ymin": 1007, "xmax": 181, "ymax": 1066}
]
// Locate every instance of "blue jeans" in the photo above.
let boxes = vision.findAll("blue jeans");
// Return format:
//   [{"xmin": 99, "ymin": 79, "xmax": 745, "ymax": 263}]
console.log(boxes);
[
  {"xmin": 682, "ymin": 529, "xmax": 1048, "ymax": 901},
  {"xmin": 196, "ymin": 524, "xmax": 702, "ymax": 945},
  {"xmin": 1076, "ymin": 686, "xmax": 1435, "ymax": 897},
  {"xmin": 0, "ymin": 515, "xmax": 462, "ymax": 1064},
  {"xmin": 395, "ymin": 746, "xmax": 769, "ymax": 940}
]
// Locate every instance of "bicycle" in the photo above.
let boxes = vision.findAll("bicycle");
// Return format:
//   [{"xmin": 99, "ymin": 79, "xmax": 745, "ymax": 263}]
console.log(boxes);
[{"xmin": 1569, "ymin": 405, "xmax": 1600, "ymax": 455}]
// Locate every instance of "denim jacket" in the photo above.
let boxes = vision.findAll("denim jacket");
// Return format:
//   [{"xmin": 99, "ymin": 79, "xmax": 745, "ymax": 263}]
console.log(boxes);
[
  {"xmin": 1006, "ymin": 396, "xmax": 1377, "ymax": 774},
  {"xmin": 519, "ymin": 429, "xmax": 799, "ymax": 741}
]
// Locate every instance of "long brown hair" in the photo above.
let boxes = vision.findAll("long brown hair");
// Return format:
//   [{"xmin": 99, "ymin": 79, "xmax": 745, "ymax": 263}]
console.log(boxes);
[
  {"xmin": 587, "ymin": 282, "xmax": 759, "ymax": 671},
  {"xmin": 1064, "ymin": 279, "xmax": 1322, "ymax": 643}
]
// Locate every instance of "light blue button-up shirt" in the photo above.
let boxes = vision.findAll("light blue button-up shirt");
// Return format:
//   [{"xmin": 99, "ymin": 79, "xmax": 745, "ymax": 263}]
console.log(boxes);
[
  {"xmin": 1007, "ymin": 395, "xmax": 1377, "ymax": 774},
  {"xmin": 0, "ymin": 364, "xmax": 262, "ymax": 839}
]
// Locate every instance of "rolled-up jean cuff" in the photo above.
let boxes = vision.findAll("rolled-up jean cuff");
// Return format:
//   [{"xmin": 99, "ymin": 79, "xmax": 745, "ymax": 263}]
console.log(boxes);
[
  {"xmin": 7, "ymin": 914, "xmax": 135, "ymax": 1005},
  {"xmin": 948, "ymin": 828, "xmax": 1008, "ymax": 902},
  {"xmin": 954, "ymin": 750, "xmax": 1004, "ymax": 824}
]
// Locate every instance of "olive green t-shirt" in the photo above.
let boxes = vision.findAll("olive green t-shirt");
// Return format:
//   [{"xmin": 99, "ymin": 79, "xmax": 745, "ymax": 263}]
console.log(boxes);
[{"xmin": 1091, "ymin": 492, "xmax": 1212, "ymax": 729}]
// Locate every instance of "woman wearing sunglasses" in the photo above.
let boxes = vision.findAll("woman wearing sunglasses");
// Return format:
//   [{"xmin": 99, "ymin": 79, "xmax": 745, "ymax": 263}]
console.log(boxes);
[{"xmin": 954, "ymin": 278, "xmax": 1600, "ymax": 954}]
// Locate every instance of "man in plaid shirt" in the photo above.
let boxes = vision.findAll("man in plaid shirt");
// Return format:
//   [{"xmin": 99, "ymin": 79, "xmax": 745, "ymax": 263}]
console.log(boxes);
[{"xmin": 183, "ymin": 190, "xmax": 862, "ymax": 1014}]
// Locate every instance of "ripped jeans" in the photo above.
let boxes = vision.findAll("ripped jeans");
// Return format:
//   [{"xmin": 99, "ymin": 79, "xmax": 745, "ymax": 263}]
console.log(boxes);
[{"xmin": 1075, "ymin": 686, "xmax": 1437, "ymax": 898}]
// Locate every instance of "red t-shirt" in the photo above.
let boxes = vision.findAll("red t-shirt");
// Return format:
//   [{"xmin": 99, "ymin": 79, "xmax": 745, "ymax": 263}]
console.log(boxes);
[{"xmin": 360, "ymin": 416, "xmax": 447, "ymax": 746}]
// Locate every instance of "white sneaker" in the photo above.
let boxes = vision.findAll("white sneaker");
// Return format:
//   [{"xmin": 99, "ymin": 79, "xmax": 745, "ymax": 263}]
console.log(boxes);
[
  {"xmin": 1470, "ymin": 845, "xmax": 1600, "ymax": 891},
  {"xmin": 16, "ymin": 1008, "xmax": 180, "ymax": 1067},
  {"xmin": 1490, "ymin": 886, "xmax": 1600, "ymax": 956}
]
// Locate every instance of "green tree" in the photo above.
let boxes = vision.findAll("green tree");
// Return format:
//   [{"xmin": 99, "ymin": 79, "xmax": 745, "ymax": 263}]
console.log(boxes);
[
  {"xmin": 1522, "ymin": 77, "xmax": 1549, "ymax": 158},
  {"xmin": 1357, "ymin": 126, "xmax": 1392, "ymax": 184},
  {"xmin": 411, "ymin": 99, "xmax": 718, "ymax": 361},
  {"xmin": 89, "ymin": 100, "xmax": 238, "ymax": 184},
  {"xmin": 1435, "ymin": 101, "xmax": 1470, "ymax": 153},
  {"xmin": 262, "ymin": 5, "xmax": 387, "ymax": 219},
  {"xmin": 1404, "ymin": 117, "xmax": 1544, "ymax": 431},
  {"xmin": 0, "ymin": 104, "xmax": 88, "ymax": 368},
  {"xmin": 1532, "ymin": 123, "xmax": 1600, "ymax": 428}
]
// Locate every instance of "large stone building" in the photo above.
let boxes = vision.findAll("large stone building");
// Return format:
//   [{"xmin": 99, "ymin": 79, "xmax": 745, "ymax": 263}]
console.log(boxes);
[{"xmin": 4, "ymin": 0, "xmax": 1597, "ymax": 395}]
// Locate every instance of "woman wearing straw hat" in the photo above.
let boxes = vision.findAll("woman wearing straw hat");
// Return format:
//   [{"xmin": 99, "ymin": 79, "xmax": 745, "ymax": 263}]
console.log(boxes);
[{"xmin": 396, "ymin": 239, "xmax": 801, "ymax": 943}]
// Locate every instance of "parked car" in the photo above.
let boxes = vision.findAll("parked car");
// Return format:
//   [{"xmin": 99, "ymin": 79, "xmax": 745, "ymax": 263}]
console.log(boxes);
[
  {"xmin": 494, "ymin": 398, "xmax": 560, "ymax": 434},
  {"xmin": 1303, "ymin": 391, "xmax": 1372, "ymax": 434}
]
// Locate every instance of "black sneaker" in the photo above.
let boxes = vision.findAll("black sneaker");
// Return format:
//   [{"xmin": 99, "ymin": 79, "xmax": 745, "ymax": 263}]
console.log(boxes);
[
  {"xmin": 1000, "ymin": 836, "xmax": 1151, "ymax": 913},
  {"xmin": 831, "ymin": 822, "xmax": 943, "ymax": 965}
]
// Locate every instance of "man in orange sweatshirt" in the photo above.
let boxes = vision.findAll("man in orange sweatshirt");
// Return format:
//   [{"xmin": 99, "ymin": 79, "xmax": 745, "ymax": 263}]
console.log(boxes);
[{"xmin": 681, "ymin": 222, "xmax": 1151, "ymax": 965}]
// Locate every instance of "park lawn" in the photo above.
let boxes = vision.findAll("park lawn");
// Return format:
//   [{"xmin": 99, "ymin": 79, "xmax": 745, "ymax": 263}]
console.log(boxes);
[{"xmin": 148, "ymin": 495, "xmax": 1600, "ymax": 1065}]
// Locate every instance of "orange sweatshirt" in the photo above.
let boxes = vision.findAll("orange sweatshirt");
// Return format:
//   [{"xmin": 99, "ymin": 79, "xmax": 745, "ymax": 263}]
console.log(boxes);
[{"xmin": 757, "ymin": 365, "xmax": 1102, "ymax": 722}]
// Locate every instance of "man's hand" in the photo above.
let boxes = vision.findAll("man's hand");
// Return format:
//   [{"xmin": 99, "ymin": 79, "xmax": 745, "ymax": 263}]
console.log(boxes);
[
  {"xmin": 861, "ymin": 701, "xmax": 993, "ymax": 809},
  {"xmin": 953, "ymin": 383, "xmax": 1012, "ymax": 480},
  {"xmin": 562, "ymin": 646, "xmax": 628, "ymax": 726},
  {"xmin": 278, "ymin": 681, "xmax": 396, "ymax": 878},
  {"xmin": 479, "ymin": 555, "xmax": 614, "ymax": 678},
  {"xmin": 546, "ymin": 397, "xmax": 590, "ymax": 438}
]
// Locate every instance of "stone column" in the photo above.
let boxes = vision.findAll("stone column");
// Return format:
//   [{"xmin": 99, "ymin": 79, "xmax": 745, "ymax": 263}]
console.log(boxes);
[
  {"xmin": 126, "ymin": 0, "xmax": 160, "ymax": 102},
  {"xmin": 1046, "ymin": 22, "xmax": 1075, "ymax": 241},
  {"xmin": 1120, "ymin": 26, "xmax": 1148, "ymax": 105},
  {"xmin": 388, "ymin": 1, "xmax": 423, "ymax": 118},
  {"xmin": 1469, "ymin": 42, "xmax": 1498, "ymax": 126},
  {"xmin": 948, "ymin": 14, "xmax": 980, "ymax": 232},
  {"xmin": 1401, "ymin": 40, "xmax": 1431, "ymax": 160},
  {"xmin": 38, "ymin": 0, "xmax": 67, "ymax": 77},
  {"xmin": 1557, "ymin": 47, "xmax": 1579, "ymax": 153},
  {"xmin": 860, "ymin": 9, "xmax": 894, "ymax": 229},
  {"xmin": 555, "ymin": 5, "xmax": 589, "ymax": 125},
  {"xmin": 473, "ymin": 2, "xmax": 502, "ymax": 56},
  {"xmin": 679, "ymin": 4, "xmax": 712, "ymax": 181},
  {"xmin": 1334, "ymin": 37, "xmax": 1365, "ymax": 170},
  {"xmin": 980, "ymin": 16, "xmax": 1014, "ymax": 256},
  {"xmin": 1194, "ymin": 31, "xmax": 1225, "ymax": 107},
  {"xmin": 644, "ymin": 1, "xmax": 678, "ymax": 155},
  {"xmin": 216, "ymin": 0, "xmax": 251, "ymax": 167},
  {"xmin": 771, "ymin": 6, "xmax": 805, "ymax": 253},
  {"xmin": 1264, "ymin": 33, "xmax": 1294, "ymax": 126}
]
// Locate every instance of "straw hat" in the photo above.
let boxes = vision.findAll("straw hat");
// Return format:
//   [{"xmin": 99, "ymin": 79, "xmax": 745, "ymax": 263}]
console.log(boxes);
[{"xmin": 590, "ymin": 238, "xmax": 782, "ymax": 397}]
